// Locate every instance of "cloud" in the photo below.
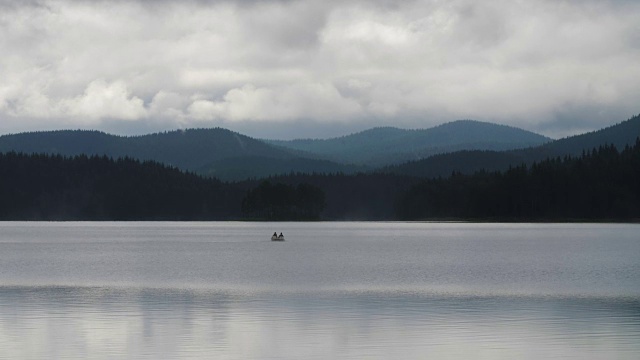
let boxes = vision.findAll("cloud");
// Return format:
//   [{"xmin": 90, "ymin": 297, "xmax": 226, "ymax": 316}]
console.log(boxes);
[
  {"xmin": 188, "ymin": 82, "xmax": 362, "ymax": 121},
  {"xmin": 0, "ymin": 0, "xmax": 639, "ymax": 138},
  {"xmin": 61, "ymin": 79, "xmax": 147, "ymax": 121},
  {"xmin": 1, "ymin": 78, "xmax": 146, "ymax": 122}
]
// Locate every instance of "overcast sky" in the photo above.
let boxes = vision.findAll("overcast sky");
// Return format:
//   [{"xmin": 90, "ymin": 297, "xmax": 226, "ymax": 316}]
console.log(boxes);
[{"xmin": 0, "ymin": 0, "xmax": 638, "ymax": 139}]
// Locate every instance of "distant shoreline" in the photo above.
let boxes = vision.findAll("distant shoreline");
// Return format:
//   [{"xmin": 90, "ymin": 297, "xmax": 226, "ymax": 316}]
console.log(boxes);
[{"xmin": 1, "ymin": 219, "xmax": 638, "ymax": 224}]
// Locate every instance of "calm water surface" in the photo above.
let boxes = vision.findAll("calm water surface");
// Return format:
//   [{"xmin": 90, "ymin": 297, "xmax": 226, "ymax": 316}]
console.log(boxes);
[{"xmin": 0, "ymin": 222, "xmax": 638, "ymax": 359}]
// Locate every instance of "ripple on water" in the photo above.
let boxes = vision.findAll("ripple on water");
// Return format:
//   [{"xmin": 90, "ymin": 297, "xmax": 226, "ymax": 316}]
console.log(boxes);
[{"xmin": 0, "ymin": 222, "xmax": 639, "ymax": 359}]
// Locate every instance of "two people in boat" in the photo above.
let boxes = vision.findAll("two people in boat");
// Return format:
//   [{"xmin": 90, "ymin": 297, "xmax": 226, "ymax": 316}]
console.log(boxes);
[{"xmin": 272, "ymin": 232, "xmax": 284, "ymax": 240}]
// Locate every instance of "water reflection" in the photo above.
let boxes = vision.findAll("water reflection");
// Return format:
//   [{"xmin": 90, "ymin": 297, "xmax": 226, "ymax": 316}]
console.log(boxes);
[
  {"xmin": 1, "ymin": 286, "xmax": 639, "ymax": 360},
  {"xmin": 1, "ymin": 222, "xmax": 639, "ymax": 359}
]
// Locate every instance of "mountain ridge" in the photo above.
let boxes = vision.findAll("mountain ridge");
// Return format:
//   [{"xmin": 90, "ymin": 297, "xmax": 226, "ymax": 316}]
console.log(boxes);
[
  {"xmin": 1, "ymin": 116, "xmax": 635, "ymax": 181},
  {"xmin": 386, "ymin": 114, "xmax": 640, "ymax": 178},
  {"xmin": 0, "ymin": 127, "xmax": 359, "ymax": 181},
  {"xmin": 267, "ymin": 119, "xmax": 552, "ymax": 166}
]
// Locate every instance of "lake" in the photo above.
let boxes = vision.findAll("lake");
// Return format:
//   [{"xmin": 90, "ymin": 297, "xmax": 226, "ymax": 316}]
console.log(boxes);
[{"xmin": 0, "ymin": 222, "xmax": 639, "ymax": 359}]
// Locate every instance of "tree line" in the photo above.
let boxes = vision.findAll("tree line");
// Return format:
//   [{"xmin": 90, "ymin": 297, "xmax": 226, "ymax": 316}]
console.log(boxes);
[
  {"xmin": 396, "ymin": 139, "xmax": 640, "ymax": 221},
  {"xmin": 0, "ymin": 152, "xmax": 326, "ymax": 221},
  {"xmin": 241, "ymin": 181, "xmax": 325, "ymax": 220},
  {"xmin": 0, "ymin": 153, "xmax": 243, "ymax": 220},
  {"xmin": 1, "ymin": 138, "xmax": 638, "ymax": 221}
]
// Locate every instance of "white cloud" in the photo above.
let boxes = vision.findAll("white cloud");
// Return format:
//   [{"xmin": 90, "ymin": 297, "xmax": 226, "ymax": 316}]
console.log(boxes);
[
  {"xmin": 0, "ymin": 0, "xmax": 638, "ymax": 138},
  {"xmin": 0, "ymin": 78, "xmax": 146, "ymax": 125},
  {"xmin": 60, "ymin": 79, "xmax": 147, "ymax": 121},
  {"xmin": 179, "ymin": 69, "xmax": 252, "ymax": 89},
  {"xmin": 188, "ymin": 82, "xmax": 362, "ymax": 122},
  {"xmin": 148, "ymin": 91, "xmax": 189, "ymax": 119}
]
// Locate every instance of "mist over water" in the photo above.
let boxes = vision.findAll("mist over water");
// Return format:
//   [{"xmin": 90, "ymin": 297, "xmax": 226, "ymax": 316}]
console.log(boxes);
[{"xmin": 1, "ymin": 222, "xmax": 639, "ymax": 359}]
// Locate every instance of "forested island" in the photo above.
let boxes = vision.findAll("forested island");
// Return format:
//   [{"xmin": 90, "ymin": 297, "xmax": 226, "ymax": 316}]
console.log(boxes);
[{"xmin": 0, "ymin": 137, "xmax": 638, "ymax": 221}]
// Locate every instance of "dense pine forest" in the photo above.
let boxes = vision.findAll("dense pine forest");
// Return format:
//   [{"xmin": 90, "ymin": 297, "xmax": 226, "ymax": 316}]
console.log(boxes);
[
  {"xmin": 240, "ymin": 172, "xmax": 419, "ymax": 220},
  {"xmin": 396, "ymin": 139, "xmax": 640, "ymax": 221},
  {"xmin": 241, "ymin": 181, "xmax": 326, "ymax": 220},
  {"xmin": 0, "ymin": 153, "xmax": 244, "ymax": 220}
]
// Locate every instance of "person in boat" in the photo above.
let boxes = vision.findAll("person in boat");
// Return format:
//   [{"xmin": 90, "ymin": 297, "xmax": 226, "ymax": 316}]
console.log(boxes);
[
  {"xmin": 273, "ymin": 232, "xmax": 277, "ymax": 237},
  {"xmin": 279, "ymin": 232, "xmax": 284, "ymax": 238}
]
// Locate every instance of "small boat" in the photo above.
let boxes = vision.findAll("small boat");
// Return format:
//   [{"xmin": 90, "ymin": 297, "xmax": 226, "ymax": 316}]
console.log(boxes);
[{"xmin": 271, "ymin": 234, "xmax": 285, "ymax": 241}]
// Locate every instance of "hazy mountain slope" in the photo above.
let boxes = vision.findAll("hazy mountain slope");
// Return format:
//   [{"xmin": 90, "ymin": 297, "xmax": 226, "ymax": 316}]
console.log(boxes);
[
  {"xmin": 268, "ymin": 120, "xmax": 551, "ymax": 166},
  {"xmin": 0, "ymin": 128, "xmax": 356, "ymax": 180},
  {"xmin": 535, "ymin": 113, "xmax": 640, "ymax": 157},
  {"xmin": 0, "ymin": 130, "xmax": 119, "ymax": 156},
  {"xmin": 387, "ymin": 114, "xmax": 640, "ymax": 178},
  {"xmin": 0, "ymin": 128, "xmax": 293, "ymax": 167}
]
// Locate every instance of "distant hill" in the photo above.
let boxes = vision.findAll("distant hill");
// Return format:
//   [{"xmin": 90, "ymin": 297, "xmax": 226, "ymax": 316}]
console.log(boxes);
[
  {"xmin": 268, "ymin": 120, "xmax": 551, "ymax": 166},
  {"xmin": 388, "ymin": 114, "xmax": 640, "ymax": 178},
  {"xmin": 3, "ymin": 115, "xmax": 634, "ymax": 182},
  {"xmin": 0, "ymin": 128, "xmax": 358, "ymax": 181}
]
